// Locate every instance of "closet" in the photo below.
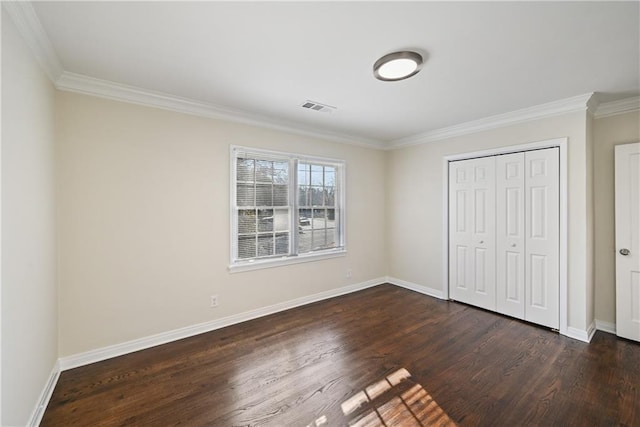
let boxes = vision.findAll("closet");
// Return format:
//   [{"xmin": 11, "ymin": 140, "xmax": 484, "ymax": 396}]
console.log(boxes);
[{"xmin": 448, "ymin": 147, "xmax": 559, "ymax": 329}]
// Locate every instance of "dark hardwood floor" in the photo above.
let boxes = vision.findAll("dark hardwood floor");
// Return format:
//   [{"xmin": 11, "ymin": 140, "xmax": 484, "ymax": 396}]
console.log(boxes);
[{"xmin": 42, "ymin": 284, "xmax": 639, "ymax": 426}]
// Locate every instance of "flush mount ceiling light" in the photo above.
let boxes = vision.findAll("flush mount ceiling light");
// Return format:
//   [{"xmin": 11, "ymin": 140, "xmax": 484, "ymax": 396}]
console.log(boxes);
[{"xmin": 373, "ymin": 51, "xmax": 423, "ymax": 81}]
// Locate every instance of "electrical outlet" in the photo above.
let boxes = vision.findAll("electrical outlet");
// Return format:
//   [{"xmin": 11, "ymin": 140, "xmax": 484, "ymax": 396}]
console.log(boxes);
[
  {"xmin": 346, "ymin": 269, "xmax": 352, "ymax": 279},
  {"xmin": 210, "ymin": 295, "xmax": 218, "ymax": 307}
]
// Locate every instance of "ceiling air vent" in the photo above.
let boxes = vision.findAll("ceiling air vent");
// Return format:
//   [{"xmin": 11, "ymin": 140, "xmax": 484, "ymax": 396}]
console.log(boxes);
[{"xmin": 301, "ymin": 100, "xmax": 336, "ymax": 113}]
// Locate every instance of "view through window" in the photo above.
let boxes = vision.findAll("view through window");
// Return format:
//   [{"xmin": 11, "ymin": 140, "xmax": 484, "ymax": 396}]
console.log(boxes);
[{"xmin": 231, "ymin": 147, "xmax": 345, "ymax": 268}]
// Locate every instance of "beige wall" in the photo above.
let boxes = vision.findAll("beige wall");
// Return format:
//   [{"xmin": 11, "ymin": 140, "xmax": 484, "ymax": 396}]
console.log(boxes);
[
  {"xmin": 593, "ymin": 111, "xmax": 640, "ymax": 325},
  {"xmin": 1, "ymin": 12, "xmax": 58, "ymax": 426},
  {"xmin": 387, "ymin": 112, "xmax": 595, "ymax": 332},
  {"xmin": 56, "ymin": 91, "xmax": 387, "ymax": 357},
  {"xmin": 58, "ymin": 94, "xmax": 636, "ymax": 355}
]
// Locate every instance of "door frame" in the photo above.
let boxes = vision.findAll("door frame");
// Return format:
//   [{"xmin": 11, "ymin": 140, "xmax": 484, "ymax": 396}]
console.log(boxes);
[{"xmin": 442, "ymin": 137, "xmax": 568, "ymax": 336}]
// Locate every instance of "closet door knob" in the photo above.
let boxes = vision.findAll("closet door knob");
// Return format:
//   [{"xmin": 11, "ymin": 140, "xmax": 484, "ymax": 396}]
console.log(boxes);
[
  {"xmin": 479, "ymin": 240, "xmax": 484, "ymax": 244},
  {"xmin": 511, "ymin": 243, "xmax": 516, "ymax": 247},
  {"xmin": 620, "ymin": 248, "xmax": 630, "ymax": 256}
]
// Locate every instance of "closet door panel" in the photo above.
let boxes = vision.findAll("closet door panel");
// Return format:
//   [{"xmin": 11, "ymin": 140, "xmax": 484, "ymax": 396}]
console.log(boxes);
[
  {"xmin": 525, "ymin": 148, "xmax": 560, "ymax": 329},
  {"xmin": 496, "ymin": 152, "xmax": 525, "ymax": 319},
  {"xmin": 450, "ymin": 162, "xmax": 472, "ymax": 299},
  {"xmin": 449, "ymin": 157, "xmax": 496, "ymax": 310}
]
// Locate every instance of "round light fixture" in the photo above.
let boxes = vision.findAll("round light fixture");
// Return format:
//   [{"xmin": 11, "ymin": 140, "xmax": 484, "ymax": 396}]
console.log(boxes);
[{"xmin": 373, "ymin": 51, "xmax": 423, "ymax": 81}]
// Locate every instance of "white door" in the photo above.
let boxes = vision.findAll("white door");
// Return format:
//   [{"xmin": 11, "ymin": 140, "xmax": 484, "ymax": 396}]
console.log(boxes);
[
  {"xmin": 524, "ymin": 148, "xmax": 559, "ymax": 329},
  {"xmin": 449, "ymin": 156, "xmax": 496, "ymax": 311},
  {"xmin": 615, "ymin": 142, "xmax": 640, "ymax": 342},
  {"xmin": 496, "ymin": 152, "xmax": 526, "ymax": 319}
]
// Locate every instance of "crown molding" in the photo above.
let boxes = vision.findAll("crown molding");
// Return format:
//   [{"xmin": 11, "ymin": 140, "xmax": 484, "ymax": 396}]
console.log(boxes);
[
  {"xmin": 2, "ymin": 0, "xmax": 63, "ymax": 82},
  {"xmin": 387, "ymin": 93, "xmax": 595, "ymax": 150},
  {"xmin": 6, "ymin": 0, "xmax": 634, "ymax": 150},
  {"xmin": 3, "ymin": 0, "xmax": 384, "ymax": 149},
  {"xmin": 6, "ymin": 0, "xmax": 629, "ymax": 151},
  {"xmin": 55, "ymin": 71, "xmax": 386, "ymax": 150},
  {"xmin": 586, "ymin": 93, "xmax": 600, "ymax": 116},
  {"xmin": 593, "ymin": 96, "xmax": 640, "ymax": 119}
]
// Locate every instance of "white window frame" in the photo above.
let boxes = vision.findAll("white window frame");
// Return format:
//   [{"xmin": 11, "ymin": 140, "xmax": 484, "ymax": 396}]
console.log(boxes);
[{"xmin": 229, "ymin": 145, "xmax": 346, "ymax": 273}]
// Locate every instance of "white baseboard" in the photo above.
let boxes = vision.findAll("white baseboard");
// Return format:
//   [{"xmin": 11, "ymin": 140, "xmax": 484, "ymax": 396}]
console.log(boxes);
[
  {"xmin": 387, "ymin": 276, "xmax": 602, "ymax": 344},
  {"xmin": 586, "ymin": 321, "xmax": 597, "ymax": 341},
  {"xmin": 28, "ymin": 360, "xmax": 60, "ymax": 426},
  {"xmin": 386, "ymin": 276, "xmax": 445, "ymax": 300},
  {"xmin": 59, "ymin": 277, "xmax": 386, "ymax": 371},
  {"xmin": 565, "ymin": 321, "xmax": 596, "ymax": 343},
  {"xmin": 35, "ymin": 280, "xmax": 609, "ymax": 424},
  {"xmin": 595, "ymin": 319, "xmax": 616, "ymax": 335}
]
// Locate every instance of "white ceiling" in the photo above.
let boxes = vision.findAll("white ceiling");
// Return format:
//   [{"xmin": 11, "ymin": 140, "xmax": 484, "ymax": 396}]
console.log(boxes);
[{"xmin": 31, "ymin": 1, "xmax": 640, "ymax": 146}]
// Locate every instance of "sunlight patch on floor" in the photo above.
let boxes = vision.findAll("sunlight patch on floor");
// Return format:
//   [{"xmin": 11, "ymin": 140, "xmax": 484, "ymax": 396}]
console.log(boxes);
[{"xmin": 343, "ymin": 368, "xmax": 456, "ymax": 427}]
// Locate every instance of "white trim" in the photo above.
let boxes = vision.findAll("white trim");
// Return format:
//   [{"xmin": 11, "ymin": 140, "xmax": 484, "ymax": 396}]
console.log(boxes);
[
  {"xmin": 230, "ymin": 147, "xmax": 238, "ymax": 267},
  {"xmin": 230, "ymin": 144, "xmax": 346, "ymax": 167},
  {"xmin": 5, "ymin": 0, "xmax": 633, "ymax": 151},
  {"xmin": 594, "ymin": 96, "xmax": 640, "ymax": 119},
  {"xmin": 229, "ymin": 250, "xmax": 347, "ymax": 273},
  {"xmin": 588, "ymin": 321, "xmax": 597, "ymax": 341},
  {"xmin": 0, "ymin": 5, "xmax": 3, "ymax": 415},
  {"xmin": 52, "ymin": 70, "xmax": 623, "ymax": 152},
  {"xmin": 566, "ymin": 321, "xmax": 596, "ymax": 343},
  {"xmin": 229, "ymin": 145, "xmax": 347, "ymax": 271},
  {"xmin": 30, "ymin": 280, "xmax": 603, "ymax": 418},
  {"xmin": 59, "ymin": 278, "xmax": 386, "ymax": 371},
  {"xmin": 27, "ymin": 361, "xmax": 60, "ymax": 427},
  {"xmin": 595, "ymin": 319, "xmax": 616, "ymax": 335},
  {"xmin": 441, "ymin": 158, "xmax": 450, "ymax": 300},
  {"xmin": 388, "ymin": 93, "xmax": 593, "ymax": 149},
  {"xmin": 2, "ymin": 1, "xmax": 63, "ymax": 83},
  {"xmin": 443, "ymin": 138, "xmax": 568, "ymax": 162},
  {"xmin": 386, "ymin": 276, "xmax": 445, "ymax": 300},
  {"xmin": 558, "ymin": 140, "xmax": 568, "ymax": 337},
  {"xmin": 55, "ymin": 72, "xmax": 385, "ymax": 150},
  {"xmin": 442, "ymin": 138, "xmax": 569, "ymax": 336}
]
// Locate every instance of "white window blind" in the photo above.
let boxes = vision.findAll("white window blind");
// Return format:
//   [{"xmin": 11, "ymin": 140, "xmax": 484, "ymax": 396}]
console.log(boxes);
[{"xmin": 230, "ymin": 146, "xmax": 345, "ymax": 270}]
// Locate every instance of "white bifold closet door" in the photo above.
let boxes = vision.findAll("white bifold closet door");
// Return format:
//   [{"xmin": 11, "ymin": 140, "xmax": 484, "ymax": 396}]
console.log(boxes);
[
  {"xmin": 450, "ymin": 147, "xmax": 559, "ymax": 329},
  {"xmin": 448, "ymin": 156, "xmax": 497, "ymax": 312},
  {"xmin": 495, "ymin": 152, "xmax": 526, "ymax": 319},
  {"xmin": 495, "ymin": 149, "xmax": 559, "ymax": 328}
]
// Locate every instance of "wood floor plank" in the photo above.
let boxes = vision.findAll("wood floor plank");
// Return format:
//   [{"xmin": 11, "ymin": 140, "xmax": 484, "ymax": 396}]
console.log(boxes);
[{"xmin": 42, "ymin": 284, "xmax": 640, "ymax": 426}]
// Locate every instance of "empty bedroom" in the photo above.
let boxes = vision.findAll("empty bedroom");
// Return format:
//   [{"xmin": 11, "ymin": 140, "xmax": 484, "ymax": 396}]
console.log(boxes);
[{"xmin": 2, "ymin": 1, "xmax": 639, "ymax": 426}]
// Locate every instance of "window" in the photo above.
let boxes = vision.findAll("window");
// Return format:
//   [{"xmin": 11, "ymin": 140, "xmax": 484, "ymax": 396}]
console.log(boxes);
[{"xmin": 231, "ymin": 146, "xmax": 345, "ymax": 270}]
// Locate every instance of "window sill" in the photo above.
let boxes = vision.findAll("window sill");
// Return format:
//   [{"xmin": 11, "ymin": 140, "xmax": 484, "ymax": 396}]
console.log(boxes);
[{"xmin": 229, "ymin": 249, "xmax": 347, "ymax": 273}]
